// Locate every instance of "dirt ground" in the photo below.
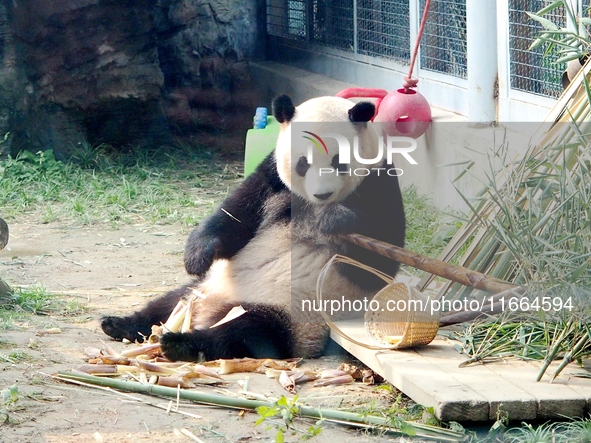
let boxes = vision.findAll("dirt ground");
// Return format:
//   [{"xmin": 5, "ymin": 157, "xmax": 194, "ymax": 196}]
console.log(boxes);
[{"xmin": 0, "ymin": 222, "xmax": 419, "ymax": 443}]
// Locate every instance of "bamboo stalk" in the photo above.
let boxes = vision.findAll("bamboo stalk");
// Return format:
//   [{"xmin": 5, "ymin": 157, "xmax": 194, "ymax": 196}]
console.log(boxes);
[
  {"xmin": 54, "ymin": 372, "xmax": 466, "ymax": 442},
  {"xmin": 550, "ymin": 328, "xmax": 590, "ymax": 382},
  {"xmin": 343, "ymin": 233, "xmax": 519, "ymax": 294}
]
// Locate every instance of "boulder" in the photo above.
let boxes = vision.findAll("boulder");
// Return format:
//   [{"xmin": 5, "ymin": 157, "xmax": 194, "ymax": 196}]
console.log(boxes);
[{"xmin": 0, "ymin": 0, "xmax": 260, "ymax": 158}]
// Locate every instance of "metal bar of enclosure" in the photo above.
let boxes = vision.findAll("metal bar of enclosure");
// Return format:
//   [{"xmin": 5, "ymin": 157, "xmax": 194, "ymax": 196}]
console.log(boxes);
[
  {"xmin": 353, "ymin": 0, "xmax": 358, "ymax": 54},
  {"xmin": 410, "ymin": 0, "xmax": 420, "ymax": 81},
  {"xmin": 466, "ymin": 0, "xmax": 497, "ymax": 122}
]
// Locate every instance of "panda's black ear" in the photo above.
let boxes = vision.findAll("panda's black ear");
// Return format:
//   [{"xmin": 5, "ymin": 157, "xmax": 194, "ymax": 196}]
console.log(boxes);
[
  {"xmin": 272, "ymin": 94, "xmax": 296, "ymax": 123},
  {"xmin": 348, "ymin": 101, "xmax": 375, "ymax": 123}
]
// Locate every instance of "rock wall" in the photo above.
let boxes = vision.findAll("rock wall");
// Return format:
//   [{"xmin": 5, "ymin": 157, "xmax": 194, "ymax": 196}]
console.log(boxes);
[{"xmin": 0, "ymin": 0, "xmax": 260, "ymax": 158}]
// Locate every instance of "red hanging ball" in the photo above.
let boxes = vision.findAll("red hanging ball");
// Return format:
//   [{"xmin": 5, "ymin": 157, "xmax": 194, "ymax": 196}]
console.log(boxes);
[{"xmin": 374, "ymin": 88, "xmax": 431, "ymax": 139}]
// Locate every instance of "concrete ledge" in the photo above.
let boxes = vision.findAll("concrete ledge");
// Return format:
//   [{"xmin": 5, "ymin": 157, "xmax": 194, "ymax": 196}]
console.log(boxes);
[{"xmin": 250, "ymin": 60, "xmax": 356, "ymax": 107}]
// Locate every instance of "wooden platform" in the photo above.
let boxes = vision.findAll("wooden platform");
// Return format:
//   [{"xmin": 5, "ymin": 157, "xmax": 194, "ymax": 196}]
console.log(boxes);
[{"xmin": 331, "ymin": 321, "xmax": 591, "ymax": 422}]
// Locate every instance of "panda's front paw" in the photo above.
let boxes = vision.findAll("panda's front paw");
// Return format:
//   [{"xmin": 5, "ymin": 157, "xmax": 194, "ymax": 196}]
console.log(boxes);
[
  {"xmin": 160, "ymin": 331, "xmax": 205, "ymax": 362},
  {"xmin": 184, "ymin": 236, "xmax": 221, "ymax": 276},
  {"xmin": 317, "ymin": 204, "xmax": 357, "ymax": 236}
]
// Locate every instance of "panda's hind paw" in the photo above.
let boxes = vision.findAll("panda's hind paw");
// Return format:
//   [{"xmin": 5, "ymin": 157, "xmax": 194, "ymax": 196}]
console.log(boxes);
[{"xmin": 160, "ymin": 331, "xmax": 204, "ymax": 362}]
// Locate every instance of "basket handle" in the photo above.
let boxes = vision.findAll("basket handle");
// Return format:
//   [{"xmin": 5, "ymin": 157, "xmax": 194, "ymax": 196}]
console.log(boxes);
[{"xmin": 316, "ymin": 254, "xmax": 402, "ymax": 350}]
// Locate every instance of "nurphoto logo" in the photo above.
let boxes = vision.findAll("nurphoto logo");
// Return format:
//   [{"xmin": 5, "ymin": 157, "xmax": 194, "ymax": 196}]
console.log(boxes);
[{"xmin": 301, "ymin": 131, "xmax": 418, "ymax": 177}]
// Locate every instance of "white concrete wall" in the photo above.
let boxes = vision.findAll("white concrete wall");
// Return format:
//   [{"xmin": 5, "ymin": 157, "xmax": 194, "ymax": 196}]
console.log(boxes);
[{"xmin": 250, "ymin": 61, "xmax": 546, "ymax": 213}]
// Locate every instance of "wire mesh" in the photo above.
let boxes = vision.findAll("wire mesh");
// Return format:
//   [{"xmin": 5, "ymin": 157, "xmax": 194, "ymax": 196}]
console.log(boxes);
[
  {"xmin": 310, "ymin": 0, "xmax": 355, "ymax": 51},
  {"xmin": 419, "ymin": 0, "xmax": 467, "ymax": 78},
  {"xmin": 508, "ymin": 0, "xmax": 566, "ymax": 98},
  {"xmin": 357, "ymin": 0, "xmax": 410, "ymax": 62},
  {"xmin": 267, "ymin": 0, "xmax": 307, "ymax": 39}
]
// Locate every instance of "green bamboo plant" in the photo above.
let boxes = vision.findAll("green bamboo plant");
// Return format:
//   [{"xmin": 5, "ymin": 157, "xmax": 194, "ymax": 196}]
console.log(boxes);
[{"xmin": 440, "ymin": 2, "xmax": 591, "ymax": 380}]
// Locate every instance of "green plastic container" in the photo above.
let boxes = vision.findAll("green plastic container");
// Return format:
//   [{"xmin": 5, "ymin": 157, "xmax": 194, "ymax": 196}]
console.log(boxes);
[{"xmin": 244, "ymin": 115, "xmax": 280, "ymax": 177}]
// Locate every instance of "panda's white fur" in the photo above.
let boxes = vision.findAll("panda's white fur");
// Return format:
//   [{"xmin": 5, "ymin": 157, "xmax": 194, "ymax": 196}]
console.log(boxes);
[{"xmin": 101, "ymin": 94, "xmax": 405, "ymax": 361}]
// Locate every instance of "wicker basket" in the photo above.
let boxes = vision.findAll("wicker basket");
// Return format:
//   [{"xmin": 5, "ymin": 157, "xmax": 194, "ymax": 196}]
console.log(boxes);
[
  {"xmin": 317, "ymin": 254, "xmax": 440, "ymax": 350},
  {"xmin": 364, "ymin": 281, "xmax": 440, "ymax": 349}
]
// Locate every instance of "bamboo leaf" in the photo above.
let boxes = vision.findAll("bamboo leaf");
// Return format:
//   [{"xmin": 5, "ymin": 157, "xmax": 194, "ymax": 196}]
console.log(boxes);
[
  {"xmin": 555, "ymin": 53, "xmax": 587, "ymax": 64},
  {"xmin": 526, "ymin": 12, "xmax": 560, "ymax": 31},
  {"xmin": 536, "ymin": 0, "xmax": 564, "ymax": 17}
]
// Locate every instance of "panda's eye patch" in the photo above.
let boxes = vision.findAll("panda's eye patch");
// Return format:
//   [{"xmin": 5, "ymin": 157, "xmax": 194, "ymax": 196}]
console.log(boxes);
[
  {"xmin": 331, "ymin": 155, "xmax": 347, "ymax": 172},
  {"xmin": 295, "ymin": 156, "xmax": 310, "ymax": 177}
]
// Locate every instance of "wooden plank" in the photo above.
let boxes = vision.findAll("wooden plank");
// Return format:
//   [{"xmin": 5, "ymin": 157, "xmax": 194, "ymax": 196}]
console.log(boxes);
[
  {"xmin": 331, "ymin": 322, "xmax": 490, "ymax": 421},
  {"xmin": 482, "ymin": 359, "xmax": 589, "ymax": 419},
  {"xmin": 331, "ymin": 321, "xmax": 591, "ymax": 422},
  {"xmin": 415, "ymin": 342, "xmax": 538, "ymax": 421}
]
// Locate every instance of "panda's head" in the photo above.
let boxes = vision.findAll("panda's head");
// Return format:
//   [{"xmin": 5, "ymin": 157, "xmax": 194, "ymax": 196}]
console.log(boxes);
[{"xmin": 272, "ymin": 95, "xmax": 378, "ymax": 205}]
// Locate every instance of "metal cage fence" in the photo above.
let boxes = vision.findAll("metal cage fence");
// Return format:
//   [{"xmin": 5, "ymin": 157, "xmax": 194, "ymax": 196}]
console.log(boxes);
[
  {"xmin": 267, "ymin": 0, "xmax": 307, "ymax": 39},
  {"xmin": 266, "ymin": 0, "xmax": 574, "ymax": 96},
  {"xmin": 266, "ymin": 0, "xmax": 410, "ymax": 62},
  {"xmin": 357, "ymin": 0, "xmax": 410, "ymax": 61},
  {"xmin": 508, "ymin": 0, "xmax": 566, "ymax": 98},
  {"xmin": 311, "ymin": 0, "xmax": 355, "ymax": 51},
  {"xmin": 419, "ymin": 0, "xmax": 467, "ymax": 79}
]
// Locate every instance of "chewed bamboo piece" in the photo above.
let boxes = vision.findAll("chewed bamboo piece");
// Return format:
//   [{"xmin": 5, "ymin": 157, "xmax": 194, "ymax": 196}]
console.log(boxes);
[
  {"xmin": 81, "ymin": 335, "xmax": 378, "ymax": 393},
  {"xmin": 87, "ymin": 294, "xmax": 377, "ymax": 392}
]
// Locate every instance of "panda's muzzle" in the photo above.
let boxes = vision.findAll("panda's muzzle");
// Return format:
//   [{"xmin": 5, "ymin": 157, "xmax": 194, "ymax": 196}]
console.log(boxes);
[{"xmin": 314, "ymin": 192, "xmax": 333, "ymax": 201}]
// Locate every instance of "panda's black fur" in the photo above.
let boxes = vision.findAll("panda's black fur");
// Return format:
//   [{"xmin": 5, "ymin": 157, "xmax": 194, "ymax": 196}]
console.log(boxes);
[{"xmin": 101, "ymin": 94, "xmax": 405, "ymax": 361}]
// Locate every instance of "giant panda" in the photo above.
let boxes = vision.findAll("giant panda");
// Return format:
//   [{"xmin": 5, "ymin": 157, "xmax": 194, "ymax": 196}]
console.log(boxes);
[{"xmin": 101, "ymin": 94, "xmax": 405, "ymax": 361}]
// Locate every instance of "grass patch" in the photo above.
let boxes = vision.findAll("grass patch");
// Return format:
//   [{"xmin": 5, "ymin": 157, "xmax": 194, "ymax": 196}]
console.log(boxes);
[
  {"xmin": 0, "ymin": 285, "xmax": 87, "ymax": 329},
  {"xmin": 402, "ymin": 185, "xmax": 461, "ymax": 275},
  {"xmin": 0, "ymin": 351, "xmax": 31, "ymax": 364},
  {"xmin": 1, "ymin": 146, "xmax": 454, "ymax": 256},
  {"xmin": 0, "ymin": 145, "xmax": 241, "ymax": 229}
]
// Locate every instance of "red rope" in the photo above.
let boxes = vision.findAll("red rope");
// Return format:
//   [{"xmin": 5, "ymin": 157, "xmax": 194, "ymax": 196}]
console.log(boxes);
[{"xmin": 403, "ymin": 0, "xmax": 432, "ymax": 92}]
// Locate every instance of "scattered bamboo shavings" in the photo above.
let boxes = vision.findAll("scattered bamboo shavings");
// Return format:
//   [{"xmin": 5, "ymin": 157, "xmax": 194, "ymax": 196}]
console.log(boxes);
[
  {"xmin": 221, "ymin": 208, "xmax": 241, "ymax": 222},
  {"xmin": 99, "ymin": 340, "xmax": 120, "ymax": 357},
  {"xmin": 36, "ymin": 328, "xmax": 62, "ymax": 336},
  {"xmin": 209, "ymin": 305, "xmax": 247, "ymax": 328},
  {"xmin": 319, "ymin": 369, "xmax": 348, "ymax": 379},
  {"xmin": 87, "ymin": 355, "xmax": 131, "ymax": 366},
  {"xmin": 314, "ymin": 374, "xmax": 355, "ymax": 387},
  {"xmin": 361, "ymin": 369, "xmax": 376, "ymax": 385},
  {"xmin": 189, "ymin": 364, "xmax": 221, "ymax": 379},
  {"xmin": 218, "ymin": 357, "xmax": 300, "ymax": 375},
  {"xmin": 78, "ymin": 364, "xmax": 141, "ymax": 376},
  {"xmin": 120, "ymin": 343, "xmax": 162, "ymax": 358},
  {"xmin": 156, "ymin": 376, "xmax": 195, "ymax": 389},
  {"xmin": 84, "ymin": 347, "xmax": 102, "ymax": 358},
  {"xmin": 279, "ymin": 370, "xmax": 296, "ymax": 394},
  {"xmin": 135, "ymin": 360, "xmax": 176, "ymax": 374},
  {"xmin": 181, "ymin": 428, "xmax": 206, "ymax": 442},
  {"xmin": 337, "ymin": 363, "xmax": 362, "ymax": 379}
]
